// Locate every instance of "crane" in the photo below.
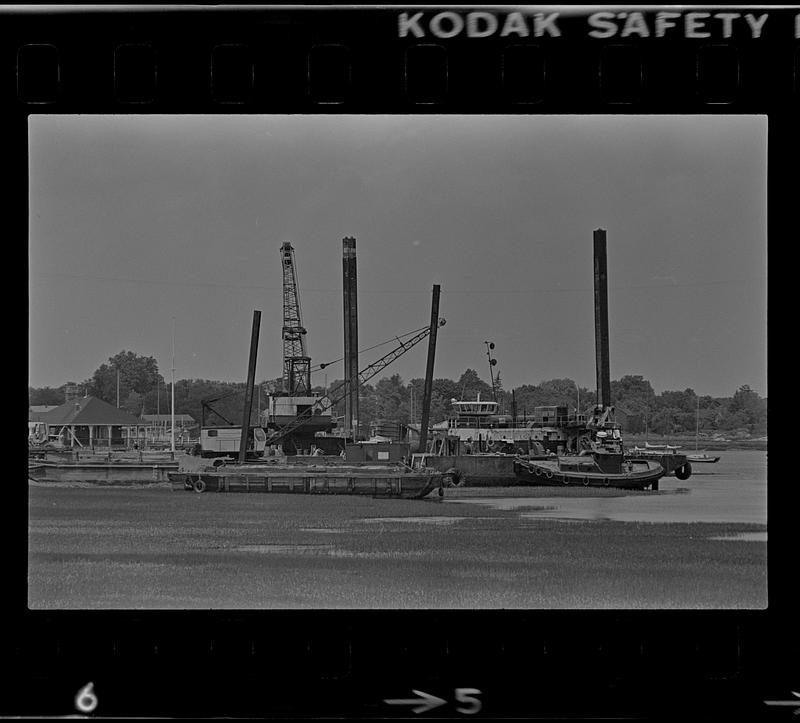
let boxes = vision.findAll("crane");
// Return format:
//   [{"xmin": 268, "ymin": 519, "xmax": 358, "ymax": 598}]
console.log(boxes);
[
  {"xmin": 265, "ymin": 318, "xmax": 446, "ymax": 447},
  {"xmin": 200, "ymin": 389, "xmax": 238, "ymax": 426},
  {"xmin": 281, "ymin": 241, "xmax": 312, "ymax": 396}
]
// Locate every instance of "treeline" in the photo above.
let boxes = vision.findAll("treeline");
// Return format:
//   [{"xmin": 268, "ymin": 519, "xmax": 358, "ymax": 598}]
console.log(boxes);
[{"xmin": 29, "ymin": 352, "xmax": 767, "ymax": 437}]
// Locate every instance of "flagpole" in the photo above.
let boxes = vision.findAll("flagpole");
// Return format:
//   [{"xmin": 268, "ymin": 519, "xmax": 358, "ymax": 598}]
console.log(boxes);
[{"xmin": 171, "ymin": 317, "xmax": 176, "ymax": 453}]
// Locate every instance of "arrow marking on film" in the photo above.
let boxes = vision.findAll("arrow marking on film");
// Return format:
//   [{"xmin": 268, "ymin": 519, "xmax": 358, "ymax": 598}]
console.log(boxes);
[
  {"xmin": 384, "ymin": 689, "xmax": 447, "ymax": 714},
  {"xmin": 764, "ymin": 691, "xmax": 800, "ymax": 713}
]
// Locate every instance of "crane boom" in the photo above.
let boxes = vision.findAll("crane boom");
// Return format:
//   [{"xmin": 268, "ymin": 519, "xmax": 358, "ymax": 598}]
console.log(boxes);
[
  {"xmin": 281, "ymin": 241, "xmax": 312, "ymax": 395},
  {"xmin": 265, "ymin": 318, "xmax": 446, "ymax": 446},
  {"xmin": 200, "ymin": 389, "xmax": 239, "ymax": 426}
]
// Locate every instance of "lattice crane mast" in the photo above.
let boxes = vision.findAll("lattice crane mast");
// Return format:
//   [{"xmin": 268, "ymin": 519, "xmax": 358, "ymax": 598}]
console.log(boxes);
[
  {"xmin": 266, "ymin": 319, "xmax": 446, "ymax": 446},
  {"xmin": 281, "ymin": 241, "xmax": 312, "ymax": 396}
]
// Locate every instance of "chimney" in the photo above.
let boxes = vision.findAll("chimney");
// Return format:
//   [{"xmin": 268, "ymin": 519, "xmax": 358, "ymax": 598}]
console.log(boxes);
[{"xmin": 64, "ymin": 383, "xmax": 79, "ymax": 404}]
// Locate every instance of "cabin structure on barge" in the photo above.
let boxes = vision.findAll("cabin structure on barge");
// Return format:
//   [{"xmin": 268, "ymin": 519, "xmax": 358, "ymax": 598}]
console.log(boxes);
[{"xmin": 434, "ymin": 395, "xmax": 592, "ymax": 455}]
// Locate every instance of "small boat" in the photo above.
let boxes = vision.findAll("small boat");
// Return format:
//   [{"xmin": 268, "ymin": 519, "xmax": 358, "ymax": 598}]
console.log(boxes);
[
  {"xmin": 685, "ymin": 453, "xmax": 721, "ymax": 464},
  {"xmin": 685, "ymin": 397, "xmax": 721, "ymax": 463},
  {"xmin": 631, "ymin": 445, "xmax": 682, "ymax": 455},
  {"xmin": 643, "ymin": 442, "xmax": 682, "ymax": 451},
  {"xmin": 513, "ymin": 449, "xmax": 664, "ymax": 490}
]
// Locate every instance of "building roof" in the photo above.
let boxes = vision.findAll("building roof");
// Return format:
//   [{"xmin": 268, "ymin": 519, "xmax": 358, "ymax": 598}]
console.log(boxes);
[
  {"xmin": 29, "ymin": 405, "xmax": 58, "ymax": 421},
  {"xmin": 36, "ymin": 396, "xmax": 142, "ymax": 426},
  {"xmin": 140, "ymin": 414, "xmax": 196, "ymax": 424}
]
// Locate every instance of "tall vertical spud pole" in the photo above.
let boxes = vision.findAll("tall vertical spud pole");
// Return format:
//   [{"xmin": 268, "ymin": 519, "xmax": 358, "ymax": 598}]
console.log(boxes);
[
  {"xmin": 238, "ymin": 310, "xmax": 261, "ymax": 465},
  {"xmin": 593, "ymin": 229, "xmax": 611, "ymax": 409},
  {"xmin": 417, "ymin": 284, "xmax": 441, "ymax": 454},
  {"xmin": 343, "ymin": 237, "xmax": 359, "ymax": 440}
]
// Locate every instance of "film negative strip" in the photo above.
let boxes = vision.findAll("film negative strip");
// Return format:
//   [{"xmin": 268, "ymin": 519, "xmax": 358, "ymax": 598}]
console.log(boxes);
[{"xmin": 7, "ymin": 3, "xmax": 793, "ymax": 720}]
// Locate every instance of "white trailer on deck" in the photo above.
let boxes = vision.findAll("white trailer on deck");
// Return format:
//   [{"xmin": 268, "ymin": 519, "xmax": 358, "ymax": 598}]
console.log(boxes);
[{"xmin": 198, "ymin": 426, "xmax": 266, "ymax": 458}]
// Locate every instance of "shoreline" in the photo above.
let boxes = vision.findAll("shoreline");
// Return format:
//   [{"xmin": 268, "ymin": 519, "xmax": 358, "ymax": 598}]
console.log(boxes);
[{"xmin": 622, "ymin": 436, "xmax": 766, "ymax": 451}]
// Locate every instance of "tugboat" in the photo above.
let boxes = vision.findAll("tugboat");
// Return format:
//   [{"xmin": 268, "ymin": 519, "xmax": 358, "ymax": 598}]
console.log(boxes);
[{"xmin": 513, "ymin": 405, "xmax": 665, "ymax": 490}]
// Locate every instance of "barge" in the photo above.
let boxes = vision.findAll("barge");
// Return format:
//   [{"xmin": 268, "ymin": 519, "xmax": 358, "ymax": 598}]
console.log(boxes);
[
  {"xmin": 627, "ymin": 445, "xmax": 692, "ymax": 479},
  {"xmin": 169, "ymin": 458, "xmax": 445, "ymax": 499},
  {"xmin": 27, "ymin": 450, "xmax": 180, "ymax": 483}
]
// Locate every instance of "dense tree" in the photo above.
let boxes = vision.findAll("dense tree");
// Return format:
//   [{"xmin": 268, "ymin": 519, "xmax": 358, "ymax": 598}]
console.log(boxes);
[
  {"xmin": 86, "ymin": 350, "xmax": 163, "ymax": 409},
  {"xmin": 30, "ymin": 355, "xmax": 767, "ymax": 436},
  {"xmin": 720, "ymin": 384, "xmax": 767, "ymax": 434},
  {"xmin": 373, "ymin": 374, "xmax": 406, "ymax": 422},
  {"xmin": 611, "ymin": 375, "xmax": 656, "ymax": 411},
  {"xmin": 456, "ymin": 369, "xmax": 493, "ymax": 402},
  {"xmin": 28, "ymin": 385, "xmax": 68, "ymax": 406}
]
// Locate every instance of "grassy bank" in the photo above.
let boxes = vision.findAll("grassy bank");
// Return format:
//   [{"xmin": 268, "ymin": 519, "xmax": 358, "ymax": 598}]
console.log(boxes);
[{"xmin": 28, "ymin": 484, "xmax": 767, "ymax": 609}]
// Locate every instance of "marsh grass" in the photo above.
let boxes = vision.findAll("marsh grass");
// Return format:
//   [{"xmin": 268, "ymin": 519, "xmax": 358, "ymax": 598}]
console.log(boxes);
[{"xmin": 28, "ymin": 485, "xmax": 766, "ymax": 609}]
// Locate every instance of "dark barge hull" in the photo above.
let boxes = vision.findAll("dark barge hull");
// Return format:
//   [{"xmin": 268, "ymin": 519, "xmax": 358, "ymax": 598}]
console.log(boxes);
[
  {"xmin": 169, "ymin": 469, "xmax": 442, "ymax": 499},
  {"xmin": 512, "ymin": 459, "xmax": 664, "ymax": 490},
  {"xmin": 625, "ymin": 451, "xmax": 692, "ymax": 479}
]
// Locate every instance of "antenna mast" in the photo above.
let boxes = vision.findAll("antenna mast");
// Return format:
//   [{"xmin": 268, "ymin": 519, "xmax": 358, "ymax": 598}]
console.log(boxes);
[{"xmin": 484, "ymin": 340, "xmax": 498, "ymax": 401}]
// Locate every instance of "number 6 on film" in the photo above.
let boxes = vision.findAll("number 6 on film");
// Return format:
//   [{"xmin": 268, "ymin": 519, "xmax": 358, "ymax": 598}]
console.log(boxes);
[
  {"xmin": 75, "ymin": 681, "xmax": 98, "ymax": 714},
  {"xmin": 454, "ymin": 688, "xmax": 482, "ymax": 714}
]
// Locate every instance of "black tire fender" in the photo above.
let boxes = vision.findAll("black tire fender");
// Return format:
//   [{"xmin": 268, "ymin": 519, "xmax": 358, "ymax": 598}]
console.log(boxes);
[
  {"xmin": 674, "ymin": 462, "xmax": 692, "ymax": 480},
  {"xmin": 193, "ymin": 477, "xmax": 207, "ymax": 493},
  {"xmin": 583, "ymin": 477, "xmax": 590, "ymax": 486}
]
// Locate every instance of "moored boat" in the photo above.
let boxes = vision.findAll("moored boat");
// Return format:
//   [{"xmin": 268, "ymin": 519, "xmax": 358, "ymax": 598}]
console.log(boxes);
[
  {"xmin": 626, "ymin": 445, "xmax": 692, "ymax": 479},
  {"xmin": 685, "ymin": 453, "xmax": 721, "ymax": 464},
  {"xmin": 513, "ymin": 449, "xmax": 664, "ymax": 490}
]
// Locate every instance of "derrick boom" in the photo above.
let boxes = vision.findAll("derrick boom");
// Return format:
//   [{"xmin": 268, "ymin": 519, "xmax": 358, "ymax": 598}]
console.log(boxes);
[
  {"xmin": 265, "ymin": 319, "xmax": 445, "ymax": 446},
  {"xmin": 281, "ymin": 241, "xmax": 312, "ymax": 395}
]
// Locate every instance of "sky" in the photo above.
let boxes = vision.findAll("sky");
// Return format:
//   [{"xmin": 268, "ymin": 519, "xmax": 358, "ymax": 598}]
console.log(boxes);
[{"xmin": 28, "ymin": 114, "xmax": 767, "ymax": 399}]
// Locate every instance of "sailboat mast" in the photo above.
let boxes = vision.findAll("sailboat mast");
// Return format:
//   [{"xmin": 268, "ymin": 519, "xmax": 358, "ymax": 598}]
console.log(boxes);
[
  {"xmin": 695, "ymin": 395, "xmax": 699, "ymax": 452},
  {"xmin": 171, "ymin": 317, "xmax": 175, "ymax": 453}
]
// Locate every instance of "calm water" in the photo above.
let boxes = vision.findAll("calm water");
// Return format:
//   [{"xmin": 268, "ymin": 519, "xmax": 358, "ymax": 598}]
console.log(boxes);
[{"xmin": 453, "ymin": 450, "xmax": 767, "ymax": 525}]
